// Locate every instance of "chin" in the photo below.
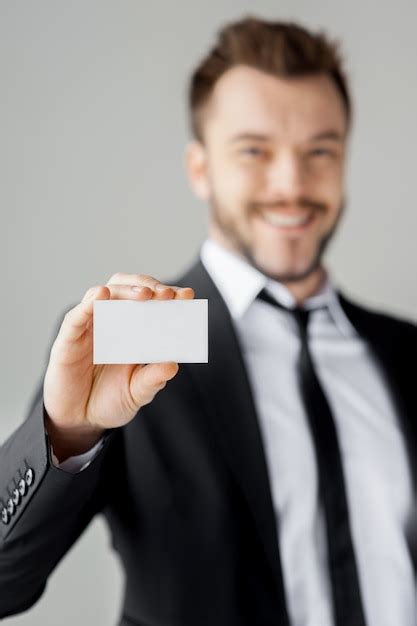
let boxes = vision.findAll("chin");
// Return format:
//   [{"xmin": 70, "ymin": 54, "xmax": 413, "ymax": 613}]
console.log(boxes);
[{"xmin": 254, "ymin": 254, "xmax": 321, "ymax": 284}]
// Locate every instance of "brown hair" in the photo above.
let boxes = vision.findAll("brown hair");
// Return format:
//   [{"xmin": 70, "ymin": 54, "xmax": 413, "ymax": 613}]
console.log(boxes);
[{"xmin": 188, "ymin": 15, "xmax": 351, "ymax": 142}]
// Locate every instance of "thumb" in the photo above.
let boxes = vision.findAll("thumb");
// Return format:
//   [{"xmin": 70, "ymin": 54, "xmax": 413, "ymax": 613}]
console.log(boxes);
[{"xmin": 129, "ymin": 361, "xmax": 179, "ymax": 407}]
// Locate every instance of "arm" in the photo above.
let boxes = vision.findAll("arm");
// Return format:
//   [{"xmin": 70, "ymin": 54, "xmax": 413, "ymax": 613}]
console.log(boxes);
[
  {"xmin": 0, "ymin": 308, "xmax": 116, "ymax": 619},
  {"xmin": 0, "ymin": 275, "xmax": 191, "ymax": 618}
]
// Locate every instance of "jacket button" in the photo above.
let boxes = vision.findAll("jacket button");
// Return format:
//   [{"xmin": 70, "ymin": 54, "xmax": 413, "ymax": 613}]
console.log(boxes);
[
  {"xmin": 1, "ymin": 507, "xmax": 9, "ymax": 525},
  {"xmin": 12, "ymin": 488, "xmax": 20, "ymax": 506},
  {"xmin": 6, "ymin": 498, "xmax": 15, "ymax": 516},
  {"xmin": 25, "ymin": 468, "xmax": 34, "ymax": 487},
  {"xmin": 18, "ymin": 478, "xmax": 27, "ymax": 497}
]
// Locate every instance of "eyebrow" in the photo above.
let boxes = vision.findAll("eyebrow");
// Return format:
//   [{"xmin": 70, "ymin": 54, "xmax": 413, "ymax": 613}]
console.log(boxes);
[
  {"xmin": 229, "ymin": 132, "xmax": 271, "ymax": 143},
  {"xmin": 228, "ymin": 129, "xmax": 344, "ymax": 143},
  {"xmin": 309, "ymin": 130, "xmax": 344, "ymax": 142}
]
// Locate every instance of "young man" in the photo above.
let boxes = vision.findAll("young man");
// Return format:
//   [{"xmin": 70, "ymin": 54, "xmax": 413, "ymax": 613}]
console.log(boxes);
[{"xmin": 1, "ymin": 15, "xmax": 416, "ymax": 626}]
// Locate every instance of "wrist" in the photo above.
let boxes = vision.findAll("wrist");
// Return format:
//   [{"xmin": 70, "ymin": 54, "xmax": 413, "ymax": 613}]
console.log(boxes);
[{"xmin": 44, "ymin": 414, "xmax": 105, "ymax": 462}]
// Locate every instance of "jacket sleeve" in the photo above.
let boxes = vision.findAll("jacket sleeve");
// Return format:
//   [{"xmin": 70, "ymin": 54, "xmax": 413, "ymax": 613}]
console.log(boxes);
[{"xmin": 0, "ymin": 304, "xmax": 117, "ymax": 619}]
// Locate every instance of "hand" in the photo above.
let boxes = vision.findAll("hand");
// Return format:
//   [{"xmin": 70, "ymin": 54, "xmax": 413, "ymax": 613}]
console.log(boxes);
[{"xmin": 43, "ymin": 273, "xmax": 194, "ymax": 460}]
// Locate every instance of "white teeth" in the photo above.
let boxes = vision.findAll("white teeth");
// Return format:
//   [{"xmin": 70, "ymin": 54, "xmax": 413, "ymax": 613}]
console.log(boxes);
[{"xmin": 261, "ymin": 211, "xmax": 312, "ymax": 227}]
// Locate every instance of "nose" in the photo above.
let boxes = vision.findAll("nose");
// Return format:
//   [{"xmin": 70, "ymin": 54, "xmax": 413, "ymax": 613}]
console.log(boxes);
[{"xmin": 265, "ymin": 150, "xmax": 305, "ymax": 201}]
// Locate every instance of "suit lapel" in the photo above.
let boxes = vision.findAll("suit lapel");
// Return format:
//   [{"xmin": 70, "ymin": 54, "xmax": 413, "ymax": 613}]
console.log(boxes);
[
  {"xmin": 336, "ymin": 290, "xmax": 417, "ymax": 486},
  {"xmin": 176, "ymin": 256, "xmax": 289, "ymax": 616}
]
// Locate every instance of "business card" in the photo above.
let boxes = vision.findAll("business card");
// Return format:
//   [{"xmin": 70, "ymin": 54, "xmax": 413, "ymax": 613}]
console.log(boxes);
[{"xmin": 93, "ymin": 299, "xmax": 208, "ymax": 364}]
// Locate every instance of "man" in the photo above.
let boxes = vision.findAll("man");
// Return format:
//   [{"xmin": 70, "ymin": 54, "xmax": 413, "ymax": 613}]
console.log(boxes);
[{"xmin": 0, "ymin": 15, "xmax": 416, "ymax": 626}]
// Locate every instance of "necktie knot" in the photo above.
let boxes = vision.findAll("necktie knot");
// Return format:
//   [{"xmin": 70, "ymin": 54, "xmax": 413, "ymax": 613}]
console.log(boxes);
[{"xmin": 256, "ymin": 287, "xmax": 311, "ymax": 336}]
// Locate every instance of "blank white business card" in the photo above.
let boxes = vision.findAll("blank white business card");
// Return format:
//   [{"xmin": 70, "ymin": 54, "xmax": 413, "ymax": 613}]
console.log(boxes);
[{"xmin": 93, "ymin": 299, "xmax": 208, "ymax": 364}]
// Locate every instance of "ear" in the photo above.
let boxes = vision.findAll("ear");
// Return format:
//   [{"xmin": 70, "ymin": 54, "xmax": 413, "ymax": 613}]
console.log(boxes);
[{"xmin": 184, "ymin": 140, "xmax": 210, "ymax": 201}]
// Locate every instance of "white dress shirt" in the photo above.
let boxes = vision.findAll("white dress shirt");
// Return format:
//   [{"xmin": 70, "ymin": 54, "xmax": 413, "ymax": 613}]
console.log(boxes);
[{"xmin": 53, "ymin": 237, "xmax": 416, "ymax": 625}]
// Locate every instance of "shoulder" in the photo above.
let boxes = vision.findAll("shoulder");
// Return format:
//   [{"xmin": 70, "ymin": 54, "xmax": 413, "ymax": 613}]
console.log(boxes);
[{"xmin": 337, "ymin": 289, "xmax": 417, "ymax": 341}]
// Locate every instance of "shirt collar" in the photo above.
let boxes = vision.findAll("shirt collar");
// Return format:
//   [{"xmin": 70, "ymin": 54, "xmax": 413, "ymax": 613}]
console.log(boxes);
[{"xmin": 199, "ymin": 237, "xmax": 358, "ymax": 338}]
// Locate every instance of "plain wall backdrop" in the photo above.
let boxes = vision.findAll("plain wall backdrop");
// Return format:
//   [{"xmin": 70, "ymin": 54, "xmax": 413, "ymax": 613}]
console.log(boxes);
[{"xmin": 1, "ymin": 1, "xmax": 416, "ymax": 624}]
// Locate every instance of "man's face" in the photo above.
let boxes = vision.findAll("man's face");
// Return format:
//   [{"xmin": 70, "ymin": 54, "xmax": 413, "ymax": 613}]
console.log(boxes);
[{"xmin": 186, "ymin": 65, "xmax": 348, "ymax": 283}]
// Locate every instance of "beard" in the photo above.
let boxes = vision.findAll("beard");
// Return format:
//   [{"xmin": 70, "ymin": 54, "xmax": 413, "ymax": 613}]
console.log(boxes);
[{"xmin": 208, "ymin": 194, "xmax": 346, "ymax": 284}]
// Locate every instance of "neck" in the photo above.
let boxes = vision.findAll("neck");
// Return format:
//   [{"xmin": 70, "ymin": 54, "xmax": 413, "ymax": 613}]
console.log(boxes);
[{"xmin": 280, "ymin": 266, "xmax": 327, "ymax": 306}]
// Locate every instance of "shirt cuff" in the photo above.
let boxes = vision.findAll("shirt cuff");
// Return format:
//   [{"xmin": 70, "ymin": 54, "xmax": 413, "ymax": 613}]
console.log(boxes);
[{"xmin": 50, "ymin": 437, "xmax": 105, "ymax": 474}]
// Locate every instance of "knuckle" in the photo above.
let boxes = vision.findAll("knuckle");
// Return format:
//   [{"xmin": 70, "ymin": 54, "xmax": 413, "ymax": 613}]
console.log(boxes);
[
  {"xmin": 108, "ymin": 272, "xmax": 122, "ymax": 282},
  {"xmin": 132, "ymin": 377, "xmax": 166, "ymax": 408},
  {"xmin": 63, "ymin": 309, "xmax": 73, "ymax": 322},
  {"xmin": 84, "ymin": 285, "xmax": 99, "ymax": 299},
  {"xmin": 131, "ymin": 388, "xmax": 148, "ymax": 408},
  {"xmin": 136, "ymin": 273, "xmax": 152, "ymax": 283},
  {"xmin": 50, "ymin": 338, "xmax": 63, "ymax": 357}
]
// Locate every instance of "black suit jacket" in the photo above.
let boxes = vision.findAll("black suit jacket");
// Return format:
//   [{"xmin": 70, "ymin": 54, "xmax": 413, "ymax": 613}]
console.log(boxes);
[{"xmin": 1, "ymin": 256, "xmax": 416, "ymax": 626}]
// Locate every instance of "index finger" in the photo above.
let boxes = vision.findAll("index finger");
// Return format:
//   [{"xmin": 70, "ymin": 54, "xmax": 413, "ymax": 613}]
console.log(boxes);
[
  {"xmin": 56, "ymin": 285, "xmax": 110, "ymax": 345},
  {"xmin": 107, "ymin": 273, "xmax": 195, "ymax": 298}
]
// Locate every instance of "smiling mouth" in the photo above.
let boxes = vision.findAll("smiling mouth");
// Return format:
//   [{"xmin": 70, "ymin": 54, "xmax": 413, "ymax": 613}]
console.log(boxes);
[{"xmin": 258, "ymin": 209, "xmax": 315, "ymax": 229}]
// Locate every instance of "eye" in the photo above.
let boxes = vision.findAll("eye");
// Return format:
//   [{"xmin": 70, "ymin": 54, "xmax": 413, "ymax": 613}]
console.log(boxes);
[
  {"xmin": 240, "ymin": 147, "xmax": 265, "ymax": 157},
  {"xmin": 308, "ymin": 148, "xmax": 335, "ymax": 158}
]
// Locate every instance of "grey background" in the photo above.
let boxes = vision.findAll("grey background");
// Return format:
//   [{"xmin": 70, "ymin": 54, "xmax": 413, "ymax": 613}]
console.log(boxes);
[{"xmin": 1, "ymin": 1, "xmax": 416, "ymax": 624}]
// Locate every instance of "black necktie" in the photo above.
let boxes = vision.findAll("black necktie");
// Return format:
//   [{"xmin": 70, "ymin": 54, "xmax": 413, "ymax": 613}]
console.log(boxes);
[{"xmin": 256, "ymin": 287, "xmax": 367, "ymax": 626}]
